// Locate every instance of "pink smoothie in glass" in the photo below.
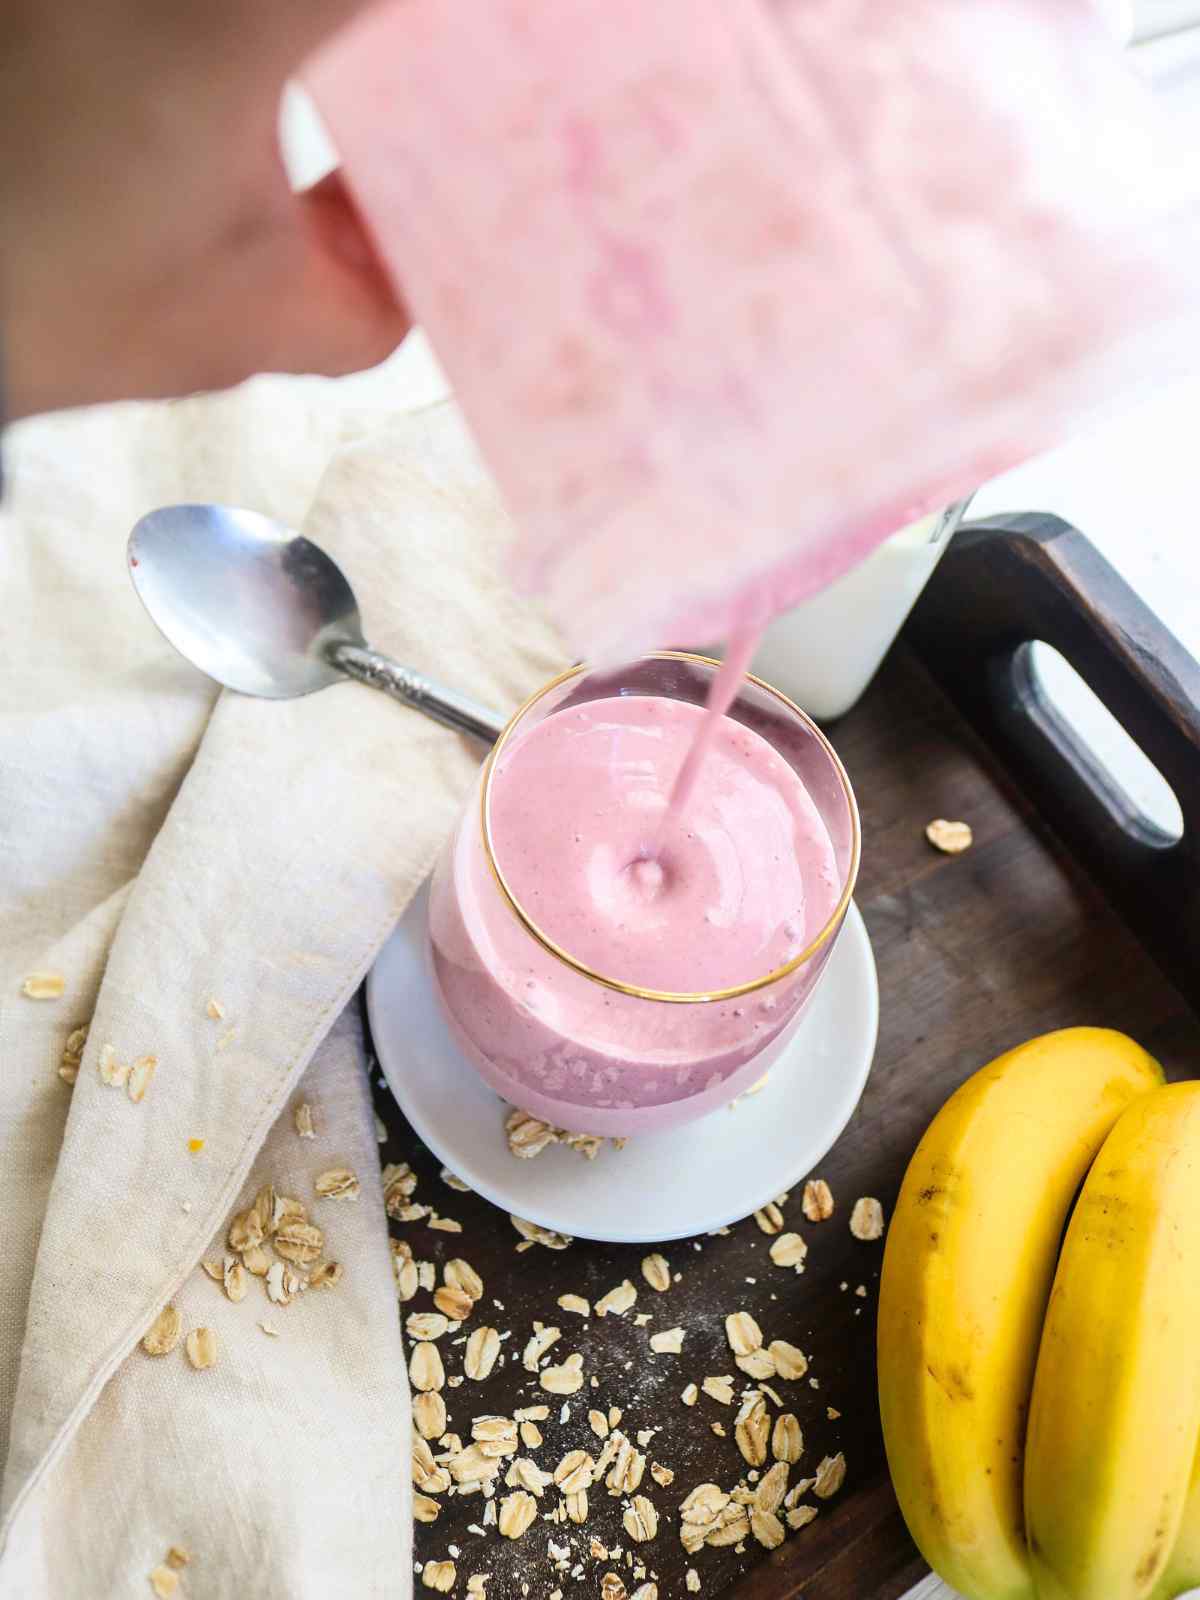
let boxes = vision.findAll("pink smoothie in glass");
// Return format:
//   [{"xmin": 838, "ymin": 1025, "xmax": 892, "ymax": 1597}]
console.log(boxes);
[{"xmin": 427, "ymin": 693, "xmax": 841, "ymax": 1135}]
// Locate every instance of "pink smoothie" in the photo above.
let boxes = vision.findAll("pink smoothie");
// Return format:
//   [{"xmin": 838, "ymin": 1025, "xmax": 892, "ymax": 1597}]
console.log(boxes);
[{"xmin": 427, "ymin": 693, "xmax": 843, "ymax": 1134}]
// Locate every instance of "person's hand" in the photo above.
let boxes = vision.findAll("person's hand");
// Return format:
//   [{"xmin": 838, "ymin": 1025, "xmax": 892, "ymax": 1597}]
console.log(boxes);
[{"xmin": 0, "ymin": 0, "xmax": 409, "ymax": 420}]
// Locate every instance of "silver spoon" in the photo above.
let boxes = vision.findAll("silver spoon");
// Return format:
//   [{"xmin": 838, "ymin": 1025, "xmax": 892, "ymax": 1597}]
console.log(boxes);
[{"xmin": 127, "ymin": 503, "xmax": 506, "ymax": 744}]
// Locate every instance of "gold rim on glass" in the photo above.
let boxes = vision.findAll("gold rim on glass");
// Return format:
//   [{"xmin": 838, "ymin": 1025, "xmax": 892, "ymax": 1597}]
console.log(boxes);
[{"xmin": 479, "ymin": 651, "xmax": 861, "ymax": 1005}]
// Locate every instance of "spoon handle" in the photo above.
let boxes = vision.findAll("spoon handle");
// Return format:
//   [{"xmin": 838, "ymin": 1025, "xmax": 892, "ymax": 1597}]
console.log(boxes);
[{"xmin": 331, "ymin": 643, "xmax": 507, "ymax": 745}]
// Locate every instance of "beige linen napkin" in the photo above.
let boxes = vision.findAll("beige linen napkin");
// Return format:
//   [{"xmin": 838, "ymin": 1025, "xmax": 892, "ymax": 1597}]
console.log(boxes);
[{"xmin": 0, "ymin": 350, "xmax": 564, "ymax": 1597}]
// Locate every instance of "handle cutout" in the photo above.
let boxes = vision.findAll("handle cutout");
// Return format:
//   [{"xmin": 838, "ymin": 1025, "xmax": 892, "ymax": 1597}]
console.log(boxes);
[{"xmin": 1019, "ymin": 641, "xmax": 1184, "ymax": 846}]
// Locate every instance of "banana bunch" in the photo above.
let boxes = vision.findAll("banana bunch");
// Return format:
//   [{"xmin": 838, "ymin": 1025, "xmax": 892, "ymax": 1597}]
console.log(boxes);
[{"xmin": 878, "ymin": 1028, "xmax": 1200, "ymax": 1600}]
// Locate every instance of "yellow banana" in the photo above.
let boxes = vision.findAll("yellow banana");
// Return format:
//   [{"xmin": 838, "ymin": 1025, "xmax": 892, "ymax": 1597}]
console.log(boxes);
[
  {"xmin": 1151, "ymin": 1444, "xmax": 1200, "ymax": 1600},
  {"xmin": 1025, "ymin": 1081, "xmax": 1200, "ymax": 1600},
  {"xmin": 878, "ymin": 1028, "xmax": 1161, "ymax": 1600}
]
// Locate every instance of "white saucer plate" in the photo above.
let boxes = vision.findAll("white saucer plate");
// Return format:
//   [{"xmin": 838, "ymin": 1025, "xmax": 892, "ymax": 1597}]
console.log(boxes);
[{"xmin": 367, "ymin": 883, "xmax": 879, "ymax": 1244}]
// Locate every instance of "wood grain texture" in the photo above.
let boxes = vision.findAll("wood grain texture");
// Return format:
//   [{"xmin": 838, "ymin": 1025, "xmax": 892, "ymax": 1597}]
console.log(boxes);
[{"xmin": 370, "ymin": 522, "xmax": 1200, "ymax": 1599}]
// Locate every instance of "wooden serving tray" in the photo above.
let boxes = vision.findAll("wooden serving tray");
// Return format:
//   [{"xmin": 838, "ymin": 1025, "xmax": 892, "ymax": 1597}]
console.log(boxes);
[{"xmin": 371, "ymin": 515, "xmax": 1200, "ymax": 1600}]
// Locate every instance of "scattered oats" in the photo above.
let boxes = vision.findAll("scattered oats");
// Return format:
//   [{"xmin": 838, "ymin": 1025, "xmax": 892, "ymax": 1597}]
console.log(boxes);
[
  {"xmin": 623, "ymin": 1496, "xmax": 658, "ymax": 1543},
  {"xmin": 706, "ymin": 1502, "xmax": 750, "ymax": 1548},
  {"xmin": 22, "ymin": 971, "xmax": 65, "ymax": 1000},
  {"xmin": 505, "ymin": 1108, "xmax": 560, "ymax": 1159},
  {"xmin": 640, "ymin": 1254, "xmax": 671, "ymax": 1293},
  {"xmin": 429, "ymin": 1216, "xmax": 463, "ymax": 1234},
  {"xmin": 148, "ymin": 1566, "xmax": 178, "ymax": 1598},
  {"xmin": 553, "ymin": 1449, "xmax": 595, "ymax": 1495},
  {"xmin": 185, "ymin": 1327, "xmax": 217, "ymax": 1370},
  {"xmin": 589, "ymin": 1539, "xmax": 609, "ymax": 1562},
  {"xmin": 418, "ymin": 1261, "xmax": 437, "ymax": 1292},
  {"xmin": 685, "ymin": 1569, "xmax": 701, "ymax": 1592},
  {"xmin": 382, "ymin": 1162, "xmax": 417, "ymax": 1212},
  {"xmin": 274, "ymin": 1219, "xmax": 324, "ymax": 1266},
  {"xmin": 827, "ymin": 1406, "xmax": 841, "ymax": 1421},
  {"xmin": 258, "ymin": 1321, "xmax": 280, "ymax": 1337},
  {"xmin": 435, "ymin": 1285, "xmax": 476, "ymax": 1321},
  {"xmin": 466, "ymin": 1579, "xmax": 489, "ymax": 1597},
  {"xmin": 630, "ymin": 1588, "xmax": 657, "ymax": 1600},
  {"xmin": 850, "ymin": 1196, "xmax": 886, "ymax": 1241},
  {"xmin": 394, "ymin": 1253, "xmax": 420, "ymax": 1303},
  {"xmin": 635, "ymin": 1429, "xmax": 656, "ymax": 1448},
  {"xmin": 227, "ymin": 1208, "xmax": 263, "ymax": 1254},
  {"xmin": 736, "ymin": 1348, "xmax": 777, "ymax": 1381},
  {"xmin": 222, "ymin": 1256, "xmax": 248, "ymax": 1304},
  {"xmin": 787, "ymin": 1505, "xmax": 819, "ymax": 1531},
  {"xmin": 755, "ymin": 1461, "xmax": 789, "ymax": 1516},
  {"xmin": 523, "ymin": 1325, "xmax": 562, "ymax": 1372},
  {"xmin": 600, "ymin": 1574, "xmax": 627, "ymax": 1600},
  {"xmin": 410, "ymin": 1342, "xmax": 446, "ymax": 1393},
  {"xmin": 754, "ymin": 1202, "xmax": 784, "ymax": 1235},
  {"xmin": 710, "ymin": 1423, "xmax": 726, "ymax": 1438},
  {"xmin": 440, "ymin": 1259, "xmax": 484, "ymax": 1304},
  {"xmin": 649, "ymin": 1327, "xmax": 684, "ymax": 1354},
  {"xmin": 926, "ymin": 817, "xmax": 973, "ymax": 854},
  {"xmin": 57, "ymin": 1059, "xmax": 79, "ymax": 1087},
  {"xmin": 460, "ymin": 1324, "xmax": 500, "ymax": 1381},
  {"xmin": 450, "ymin": 1445, "xmax": 504, "ymax": 1488},
  {"xmin": 414, "ymin": 1392, "xmax": 449, "ymax": 1440},
  {"xmin": 750, "ymin": 1509, "xmax": 785, "ymax": 1550},
  {"xmin": 608, "ymin": 1407, "xmax": 622, "ymax": 1428},
  {"xmin": 315, "ymin": 1167, "xmax": 360, "ymax": 1202},
  {"xmin": 310, "ymin": 1260, "xmax": 343, "ymax": 1290},
  {"xmin": 473, "ymin": 1417, "xmax": 519, "ymax": 1458},
  {"xmin": 98, "ymin": 1044, "xmax": 129, "ymax": 1088},
  {"xmin": 141, "ymin": 1305, "xmax": 182, "ymax": 1357},
  {"xmin": 558, "ymin": 1293, "xmax": 591, "ymax": 1318},
  {"xmin": 769, "ymin": 1232, "xmax": 808, "ymax": 1270},
  {"xmin": 606, "ymin": 1436, "xmax": 646, "ymax": 1496},
  {"xmin": 408, "ymin": 1311, "xmax": 451, "ymax": 1342},
  {"xmin": 498, "ymin": 1490, "xmax": 538, "ymax": 1539},
  {"xmin": 514, "ymin": 1405, "xmax": 550, "ymax": 1422},
  {"xmin": 507, "ymin": 1458, "xmax": 553, "ymax": 1496},
  {"xmin": 562, "ymin": 1131, "xmax": 603, "ymax": 1159},
  {"xmin": 519, "ymin": 1421, "xmax": 542, "ymax": 1448},
  {"xmin": 448, "ymin": 1376, "xmax": 465, "ymax": 1389},
  {"xmin": 200, "ymin": 1259, "xmax": 224, "ymax": 1283},
  {"xmin": 589, "ymin": 1410, "xmax": 610, "ymax": 1441},
  {"xmin": 633, "ymin": 1313, "xmax": 653, "ymax": 1329},
  {"xmin": 735, "ymin": 1392, "xmax": 770, "ymax": 1468},
  {"xmin": 126, "ymin": 1054, "xmax": 157, "ymax": 1103},
  {"xmin": 761, "ymin": 1382, "xmax": 784, "ymax": 1407},
  {"xmin": 768, "ymin": 1340, "xmax": 809, "ymax": 1381},
  {"xmin": 414, "ymin": 1493, "xmax": 441, "ymax": 1524},
  {"xmin": 510, "ymin": 1216, "xmax": 572, "ymax": 1251},
  {"xmin": 650, "ymin": 1462, "xmax": 674, "ymax": 1488},
  {"xmin": 540, "ymin": 1354, "xmax": 584, "ymax": 1395},
  {"xmin": 701, "ymin": 1375, "xmax": 735, "ymax": 1405},
  {"xmin": 680, "ymin": 1483, "xmax": 729, "ymax": 1531},
  {"xmin": 205, "ymin": 997, "xmax": 226, "ymax": 1022},
  {"xmin": 725, "ymin": 1312, "xmax": 763, "ymax": 1357},
  {"xmin": 772, "ymin": 1413, "xmax": 802, "ymax": 1464},
  {"xmin": 681, "ymin": 1383, "xmax": 699, "ymax": 1407},
  {"xmin": 802, "ymin": 1178, "xmax": 834, "ymax": 1222},
  {"xmin": 422, "ymin": 1559, "xmax": 456, "ymax": 1591},
  {"xmin": 814, "ymin": 1452, "xmax": 847, "ymax": 1499},
  {"xmin": 595, "ymin": 1280, "xmax": 637, "ymax": 1318},
  {"xmin": 165, "ymin": 1548, "xmax": 189, "ymax": 1571},
  {"xmin": 272, "ymin": 1196, "xmax": 310, "ymax": 1228},
  {"xmin": 441, "ymin": 1167, "xmax": 471, "ymax": 1192},
  {"xmin": 855, "ymin": 1284, "xmax": 869, "ymax": 1298}
]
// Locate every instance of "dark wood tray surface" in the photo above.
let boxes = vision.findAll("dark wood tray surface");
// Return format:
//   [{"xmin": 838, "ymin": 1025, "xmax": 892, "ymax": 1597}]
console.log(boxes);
[{"xmin": 372, "ymin": 517, "xmax": 1200, "ymax": 1600}]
